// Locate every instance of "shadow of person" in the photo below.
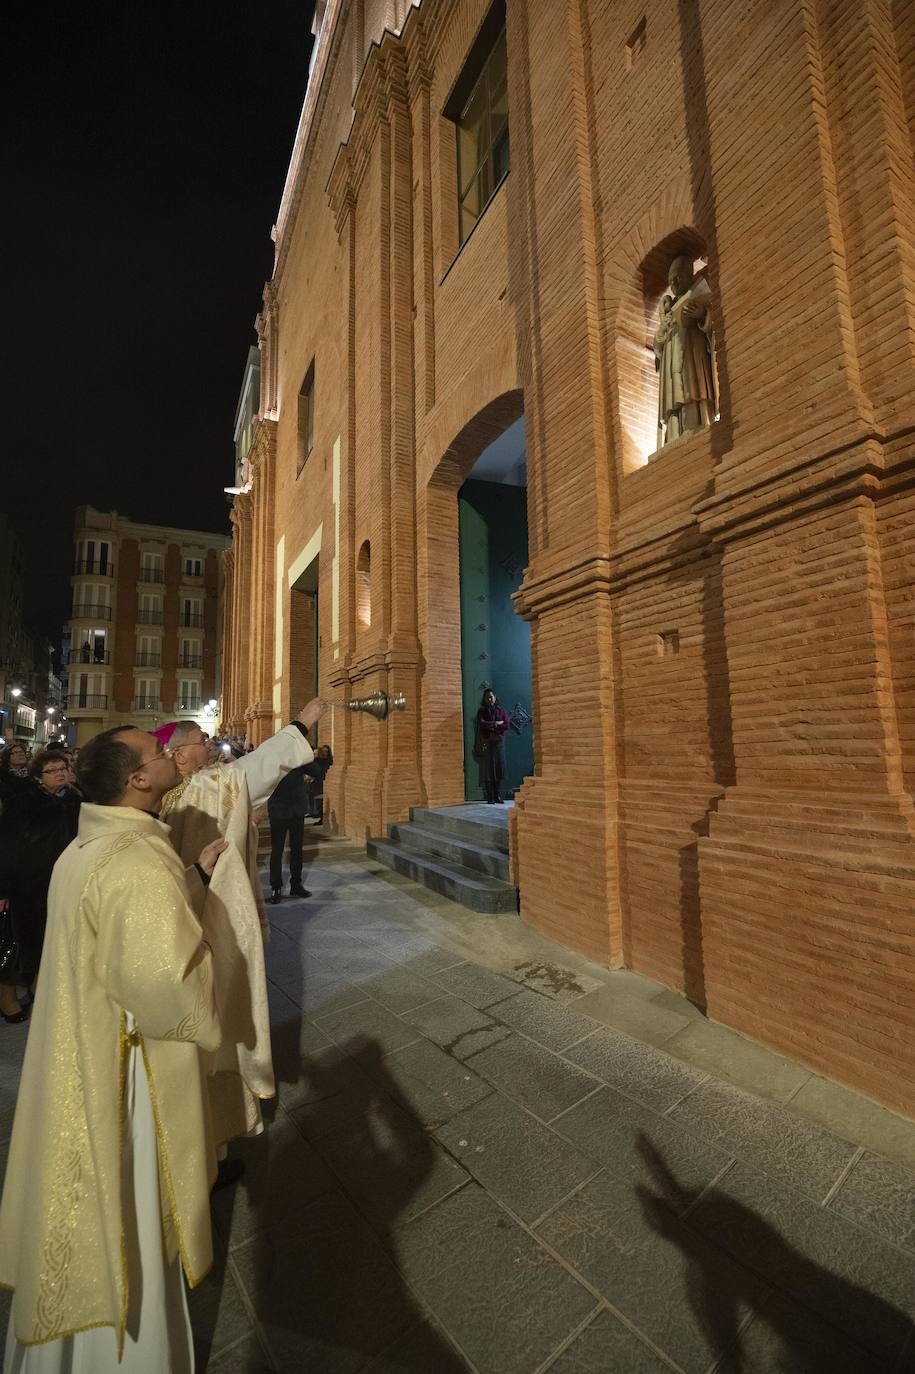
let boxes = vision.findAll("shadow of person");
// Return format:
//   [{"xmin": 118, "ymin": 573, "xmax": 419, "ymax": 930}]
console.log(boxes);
[
  {"xmin": 229, "ymin": 1026, "xmax": 469, "ymax": 1372},
  {"xmin": 635, "ymin": 1132, "xmax": 912, "ymax": 1373}
]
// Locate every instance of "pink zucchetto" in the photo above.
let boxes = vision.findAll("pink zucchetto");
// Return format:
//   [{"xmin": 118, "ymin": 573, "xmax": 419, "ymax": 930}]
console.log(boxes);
[{"xmin": 153, "ymin": 722, "xmax": 179, "ymax": 748}]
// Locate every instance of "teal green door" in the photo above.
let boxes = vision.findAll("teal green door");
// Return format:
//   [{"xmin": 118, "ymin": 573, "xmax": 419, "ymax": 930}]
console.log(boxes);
[{"xmin": 458, "ymin": 480, "xmax": 533, "ymax": 800}]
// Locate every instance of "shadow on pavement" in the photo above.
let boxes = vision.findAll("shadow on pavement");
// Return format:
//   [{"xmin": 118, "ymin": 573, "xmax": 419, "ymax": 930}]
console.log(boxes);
[
  {"xmin": 204, "ymin": 1016, "xmax": 469, "ymax": 1373},
  {"xmin": 636, "ymin": 1133, "xmax": 913, "ymax": 1373}
]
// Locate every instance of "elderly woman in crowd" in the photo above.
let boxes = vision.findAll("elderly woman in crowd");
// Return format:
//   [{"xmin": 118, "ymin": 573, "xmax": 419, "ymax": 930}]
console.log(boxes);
[
  {"xmin": 0, "ymin": 749, "xmax": 81, "ymax": 1023},
  {"xmin": 0, "ymin": 744, "xmax": 31, "ymax": 816}
]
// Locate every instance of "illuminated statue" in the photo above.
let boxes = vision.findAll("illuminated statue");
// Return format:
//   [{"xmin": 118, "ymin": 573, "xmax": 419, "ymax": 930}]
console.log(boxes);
[{"xmin": 653, "ymin": 254, "xmax": 718, "ymax": 448}]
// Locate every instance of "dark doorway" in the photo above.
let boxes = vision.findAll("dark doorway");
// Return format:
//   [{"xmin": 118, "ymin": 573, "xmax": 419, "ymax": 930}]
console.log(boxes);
[{"xmin": 458, "ymin": 417, "xmax": 533, "ymax": 800}]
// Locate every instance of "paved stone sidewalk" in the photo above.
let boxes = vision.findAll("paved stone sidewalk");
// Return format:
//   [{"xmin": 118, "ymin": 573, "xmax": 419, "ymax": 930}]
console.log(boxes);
[{"xmin": 2, "ymin": 830, "xmax": 915, "ymax": 1372}]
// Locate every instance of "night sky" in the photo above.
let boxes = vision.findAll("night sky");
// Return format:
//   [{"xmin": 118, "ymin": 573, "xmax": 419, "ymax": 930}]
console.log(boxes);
[{"xmin": 6, "ymin": 2, "xmax": 314, "ymax": 650}]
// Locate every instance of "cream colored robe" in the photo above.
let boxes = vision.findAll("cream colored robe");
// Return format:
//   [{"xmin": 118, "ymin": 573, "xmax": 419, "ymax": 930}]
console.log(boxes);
[
  {"xmin": 0, "ymin": 805, "xmax": 221, "ymax": 1353},
  {"xmin": 161, "ymin": 725, "xmax": 313, "ymax": 1146}
]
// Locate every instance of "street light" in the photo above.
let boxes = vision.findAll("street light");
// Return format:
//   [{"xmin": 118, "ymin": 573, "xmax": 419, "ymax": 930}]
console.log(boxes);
[
  {"xmin": 47, "ymin": 707, "xmax": 56, "ymax": 716},
  {"xmin": 10, "ymin": 687, "xmax": 21, "ymax": 698}
]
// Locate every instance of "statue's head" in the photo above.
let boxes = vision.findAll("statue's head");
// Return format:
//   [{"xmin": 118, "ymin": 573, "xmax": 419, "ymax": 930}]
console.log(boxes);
[{"xmin": 668, "ymin": 255, "xmax": 694, "ymax": 299}]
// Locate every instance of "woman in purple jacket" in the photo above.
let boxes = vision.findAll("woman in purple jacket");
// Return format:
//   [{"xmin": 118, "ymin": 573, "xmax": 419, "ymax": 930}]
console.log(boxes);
[{"xmin": 474, "ymin": 689, "xmax": 510, "ymax": 804}]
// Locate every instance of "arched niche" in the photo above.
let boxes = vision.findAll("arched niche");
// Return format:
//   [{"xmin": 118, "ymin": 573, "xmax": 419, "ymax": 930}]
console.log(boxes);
[
  {"xmin": 356, "ymin": 540, "xmax": 372, "ymax": 631},
  {"xmin": 615, "ymin": 226, "xmax": 708, "ymax": 474}
]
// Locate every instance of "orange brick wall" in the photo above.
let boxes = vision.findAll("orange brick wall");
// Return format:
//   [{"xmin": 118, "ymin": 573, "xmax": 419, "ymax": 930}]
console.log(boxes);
[{"xmin": 221, "ymin": 0, "xmax": 915, "ymax": 1117}]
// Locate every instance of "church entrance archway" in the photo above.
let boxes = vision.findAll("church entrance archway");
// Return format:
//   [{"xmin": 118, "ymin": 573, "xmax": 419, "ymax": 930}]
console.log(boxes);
[
  {"xmin": 458, "ymin": 417, "xmax": 533, "ymax": 800},
  {"xmin": 421, "ymin": 389, "xmax": 531, "ymax": 808}
]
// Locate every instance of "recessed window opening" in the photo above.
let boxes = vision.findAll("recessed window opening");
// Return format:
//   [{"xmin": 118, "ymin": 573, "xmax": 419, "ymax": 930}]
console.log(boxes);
[
  {"xmin": 446, "ymin": 1, "xmax": 509, "ymax": 248},
  {"xmin": 297, "ymin": 361, "xmax": 315, "ymax": 475}
]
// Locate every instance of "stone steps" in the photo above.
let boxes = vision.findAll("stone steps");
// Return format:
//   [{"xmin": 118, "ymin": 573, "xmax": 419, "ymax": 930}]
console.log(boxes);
[
  {"xmin": 367, "ymin": 804, "xmax": 518, "ymax": 913},
  {"xmin": 387, "ymin": 821, "xmax": 511, "ymax": 880}
]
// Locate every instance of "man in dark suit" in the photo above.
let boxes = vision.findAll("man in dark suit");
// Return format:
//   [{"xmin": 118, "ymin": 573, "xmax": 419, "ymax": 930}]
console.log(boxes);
[{"xmin": 267, "ymin": 764, "xmax": 310, "ymax": 903}]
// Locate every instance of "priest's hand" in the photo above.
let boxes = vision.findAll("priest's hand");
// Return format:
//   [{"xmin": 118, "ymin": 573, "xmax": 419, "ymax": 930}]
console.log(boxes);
[
  {"xmin": 297, "ymin": 697, "xmax": 328, "ymax": 729},
  {"xmin": 198, "ymin": 838, "xmax": 229, "ymax": 877}
]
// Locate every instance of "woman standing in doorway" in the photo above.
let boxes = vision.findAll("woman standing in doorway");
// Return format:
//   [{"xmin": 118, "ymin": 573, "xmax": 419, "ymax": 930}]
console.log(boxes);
[{"xmin": 474, "ymin": 689, "xmax": 510, "ymax": 804}]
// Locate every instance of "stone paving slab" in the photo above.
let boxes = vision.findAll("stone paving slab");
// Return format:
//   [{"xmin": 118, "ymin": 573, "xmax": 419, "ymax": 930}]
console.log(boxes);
[
  {"xmin": 431, "ymin": 961, "xmax": 522, "ymax": 1010},
  {"xmin": 464, "ymin": 1033, "xmax": 600, "ymax": 1123},
  {"xmin": 229, "ymin": 1194, "xmax": 418, "ymax": 1374},
  {"xmin": 436, "ymin": 1094, "xmax": 598, "ymax": 1225},
  {"xmin": 543, "ymin": 1307, "xmax": 676, "ymax": 1373},
  {"xmin": 206, "ymin": 1335, "xmax": 274, "ymax": 1374},
  {"xmin": 688, "ymin": 1162, "xmax": 915, "ymax": 1367},
  {"xmin": 662, "ymin": 1016, "xmax": 812, "ymax": 1103},
  {"xmin": 395, "ymin": 1184, "xmax": 598, "ymax": 1374},
  {"xmin": 713, "ymin": 1285, "xmax": 905, "ymax": 1374},
  {"xmin": 564, "ymin": 1024, "xmax": 709, "ymax": 1114},
  {"xmin": 569, "ymin": 984, "xmax": 691, "ymax": 1047},
  {"xmin": 378, "ymin": 1037, "xmax": 494, "ymax": 1126},
  {"xmin": 314, "ymin": 999, "xmax": 422, "ymax": 1057},
  {"xmin": 828, "ymin": 1149, "xmax": 915, "ymax": 1253},
  {"xmin": 537, "ymin": 1165, "xmax": 767, "ymax": 1374},
  {"xmin": 399, "ymin": 993, "xmax": 509, "ymax": 1059},
  {"xmin": 668, "ymin": 1075, "xmax": 858, "ymax": 1201},
  {"xmin": 487, "ymin": 987, "xmax": 598, "ymax": 1053},
  {"xmin": 551, "ymin": 1085, "xmax": 733, "ymax": 1211}
]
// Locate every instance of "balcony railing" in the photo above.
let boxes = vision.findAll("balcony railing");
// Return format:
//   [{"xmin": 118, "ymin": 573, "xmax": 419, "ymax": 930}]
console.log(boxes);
[
  {"xmin": 177, "ymin": 701, "xmax": 202, "ymax": 713},
  {"xmin": 135, "ymin": 653, "xmax": 161, "ymax": 667},
  {"xmin": 73, "ymin": 560, "xmax": 115, "ymax": 577},
  {"xmin": 69, "ymin": 649, "xmax": 111, "ymax": 665},
  {"xmin": 137, "ymin": 609, "xmax": 164, "ymax": 625},
  {"xmin": 71, "ymin": 603, "xmax": 112, "ymax": 621},
  {"xmin": 133, "ymin": 696, "xmax": 161, "ymax": 711},
  {"xmin": 138, "ymin": 567, "xmax": 165, "ymax": 583},
  {"xmin": 66, "ymin": 694, "xmax": 108, "ymax": 710},
  {"xmin": 179, "ymin": 614, "xmax": 204, "ymax": 628},
  {"xmin": 178, "ymin": 656, "xmax": 202, "ymax": 669}
]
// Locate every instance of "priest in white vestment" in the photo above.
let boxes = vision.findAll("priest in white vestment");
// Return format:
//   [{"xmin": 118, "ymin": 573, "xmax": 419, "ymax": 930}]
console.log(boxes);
[
  {"xmin": 0, "ymin": 726, "xmax": 228, "ymax": 1373},
  {"xmin": 155, "ymin": 699, "xmax": 326, "ymax": 1151}
]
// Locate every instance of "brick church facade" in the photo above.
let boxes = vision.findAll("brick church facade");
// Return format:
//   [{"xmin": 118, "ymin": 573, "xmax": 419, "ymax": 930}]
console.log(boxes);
[{"xmin": 220, "ymin": 0, "xmax": 915, "ymax": 1117}]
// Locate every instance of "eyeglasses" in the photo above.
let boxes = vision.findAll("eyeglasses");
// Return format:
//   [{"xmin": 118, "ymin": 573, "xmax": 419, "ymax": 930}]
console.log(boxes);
[
  {"xmin": 137, "ymin": 746, "xmax": 174, "ymax": 767},
  {"xmin": 41, "ymin": 766, "xmax": 69, "ymax": 776}
]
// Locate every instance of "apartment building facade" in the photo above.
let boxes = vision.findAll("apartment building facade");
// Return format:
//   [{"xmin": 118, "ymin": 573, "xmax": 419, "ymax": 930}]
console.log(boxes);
[{"xmin": 65, "ymin": 507, "xmax": 229, "ymax": 744}]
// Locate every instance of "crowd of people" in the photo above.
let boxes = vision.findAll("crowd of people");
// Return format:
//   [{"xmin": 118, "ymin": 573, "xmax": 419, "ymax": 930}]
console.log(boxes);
[
  {"xmin": 0, "ymin": 742, "xmax": 82, "ymax": 1023},
  {"xmin": 0, "ymin": 702, "xmax": 327, "ymax": 1372}
]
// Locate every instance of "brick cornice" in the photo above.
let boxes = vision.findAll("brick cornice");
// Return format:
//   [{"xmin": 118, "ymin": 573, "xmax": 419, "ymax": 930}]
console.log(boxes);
[
  {"xmin": 514, "ymin": 556, "xmax": 613, "ymax": 620},
  {"xmin": 326, "ymin": 29, "xmax": 411, "ymax": 231},
  {"xmin": 694, "ymin": 437, "xmax": 887, "ymax": 544}
]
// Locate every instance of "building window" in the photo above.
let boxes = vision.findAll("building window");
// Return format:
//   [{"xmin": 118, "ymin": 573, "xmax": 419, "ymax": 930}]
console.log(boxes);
[
  {"xmin": 184, "ymin": 557, "xmax": 203, "ymax": 578},
  {"xmin": 297, "ymin": 361, "xmax": 315, "ymax": 474},
  {"xmin": 179, "ymin": 637, "xmax": 202, "ymax": 669},
  {"xmin": 138, "ymin": 595, "xmax": 164, "ymax": 625},
  {"xmin": 181, "ymin": 598, "xmax": 202, "ymax": 628},
  {"xmin": 75, "ymin": 539, "xmax": 112, "ymax": 575},
  {"xmin": 178, "ymin": 680, "xmax": 201, "ymax": 711},
  {"xmin": 447, "ymin": 2, "xmax": 509, "ymax": 247},
  {"xmin": 134, "ymin": 678, "xmax": 159, "ymax": 711},
  {"xmin": 140, "ymin": 552, "xmax": 164, "ymax": 584}
]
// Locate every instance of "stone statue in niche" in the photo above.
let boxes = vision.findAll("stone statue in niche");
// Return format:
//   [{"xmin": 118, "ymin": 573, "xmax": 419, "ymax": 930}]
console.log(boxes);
[{"xmin": 653, "ymin": 255, "xmax": 719, "ymax": 448}]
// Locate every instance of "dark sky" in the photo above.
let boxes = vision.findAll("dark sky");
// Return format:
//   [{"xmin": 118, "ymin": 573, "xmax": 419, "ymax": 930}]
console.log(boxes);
[{"xmin": 5, "ymin": 2, "xmax": 314, "ymax": 648}]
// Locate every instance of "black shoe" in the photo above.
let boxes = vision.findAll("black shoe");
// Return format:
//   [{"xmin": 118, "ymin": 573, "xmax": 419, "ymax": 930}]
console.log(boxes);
[
  {"xmin": 212, "ymin": 1158, "xmax": 245, "ymax": 1192},
  {"xmin": 270, "ymin": 888, "xmax": 283, "ymax": 904},
  {"xmin": 289, "ymin": 884, "xmax": 311, "ymax": 898},
  {"xmin": 2, "ymin": 1006, "xmax": 28, "ymax": 1025}
]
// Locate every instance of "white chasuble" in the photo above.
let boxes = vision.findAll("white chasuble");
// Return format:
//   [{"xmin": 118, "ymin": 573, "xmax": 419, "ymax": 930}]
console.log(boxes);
[{"xmin": 161, "ymin": 725, "xmax": 313, "ymax": 1146}]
